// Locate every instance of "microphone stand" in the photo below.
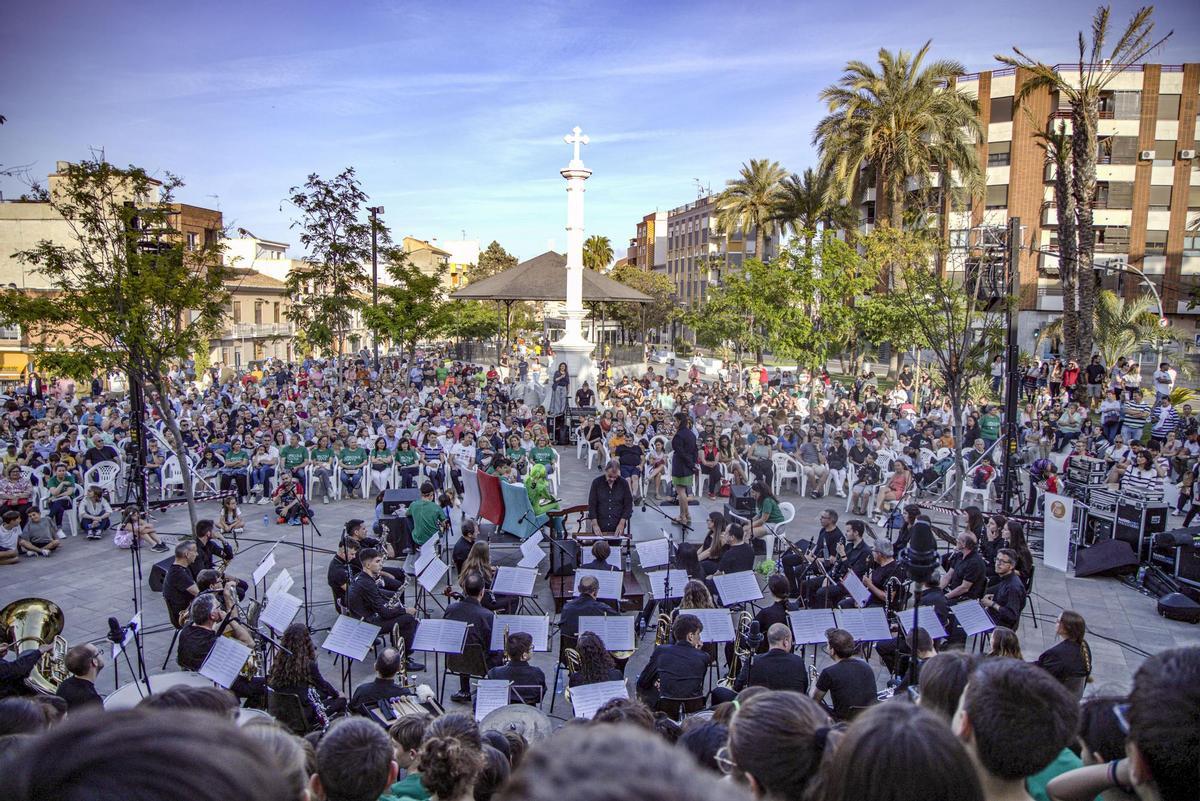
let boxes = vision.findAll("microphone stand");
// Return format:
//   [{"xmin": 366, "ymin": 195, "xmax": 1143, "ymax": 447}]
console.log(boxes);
[{"xmin": 642, "ymin": 493, "xmax": 693, "ymax": 534}]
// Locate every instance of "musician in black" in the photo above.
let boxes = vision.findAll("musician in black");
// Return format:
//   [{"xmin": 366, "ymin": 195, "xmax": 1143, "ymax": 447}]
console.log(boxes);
[
  {"xmin": 811, "ymin": 628, "xmax": 877, "ymax": 721},
  {"xmin": 345, "ymin": 548, "xmax": 424, "ymax": 673},
  {"xmin": 346, "ymin": 518, "xmax": 404, "ymax": 591},
  {"xmin": 636, "ymin": 613, "xmax": 710, "ymax": 708},
  {"xmin": 861, "ymin": 539, "xmax": 905, "ymax": 608},
  {"xmin": 349, "ymin": 647, "xmax": 414, "ymax": 719},
  {"xmin": 177, "ymin": 591, "xmax": 265, "ymax": 705},
  {"xmin": 588, "ymin": 460, "xmax": 633, "ymax": 538},
  {"xmin": 982, "ymin": 548, "xmax": 1027, "ymax": 631},
  {"xmin": 327, "ymin": 537, "xmax": 360, "ymax": 611},
  {"xmin": 670, "ymin": 412, "xmax": 698, "ymax": 527},
  {"xmin": 559, "ymin": 576, "xmax": 614, "ymax": 639},
  {"xmin": 812, "ymin": 520, "xmax": 871, "ymax": 609},
  {"xmin": 941, "ymin": 532, "xmax": 987, "ymax": 601},
  {"xmin": 753, "ymin": 574, "xmax": 797, "ymax": 654},
  {"xmin": 163, "ymin": 540, "xmax": 200, "ymax": 628},
  {"xmin": 781, "ymin": 509, "xmax": 844, "ymax": 598},
  {"xmin": 444, "ymin": 570, "xmax": 500, "ymax": 704},
  {"xmin": 192, "ymin": 520, "xmax": 247, "ymax": 600},
  {"xmin": 894, "ymin": 504, "xmax": 922, "ymax": 553},
  {"xmin": 485, "ymin": 631, "xmax": 547, "ymax": 706},
  {"xmin": 579, "ymin": 539, "xmax": 620, "ymax": 572},
  {"xmin": 451, "ymin": 518, "xmax": 477, "ymax": 574},
  {"xmin": 702, "ymin": 522, "xmax": 754, "ymax": 577},
  {"xmin": 733, "ymin": 623, "xmax": 808, "ymax": 693}
]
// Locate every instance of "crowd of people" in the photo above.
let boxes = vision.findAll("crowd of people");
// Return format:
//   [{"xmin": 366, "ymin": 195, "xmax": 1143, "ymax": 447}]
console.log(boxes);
[{"xmin": 0, "ymin": 347, "xmax": 1197, "ymax": 799}]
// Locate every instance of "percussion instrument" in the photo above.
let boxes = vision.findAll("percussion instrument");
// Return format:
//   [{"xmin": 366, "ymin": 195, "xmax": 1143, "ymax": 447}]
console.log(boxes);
[
  {"xmin": 480, "ymin": 703, "xmax": 555, "ymax": 743},
  {"xmin": 104, "ymin": 671, "xmax": 215, "ymax": 709}
]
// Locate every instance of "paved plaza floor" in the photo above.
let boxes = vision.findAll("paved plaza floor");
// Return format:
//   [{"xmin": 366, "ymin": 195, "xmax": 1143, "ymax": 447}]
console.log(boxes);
[{"xmin": 3, "ymin": 445, "xmax": 1197, "ymax": 712}]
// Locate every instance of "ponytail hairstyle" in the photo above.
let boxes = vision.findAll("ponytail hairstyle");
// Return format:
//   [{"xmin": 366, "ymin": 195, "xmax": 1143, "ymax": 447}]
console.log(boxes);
[
  {"xmin": 1059, "ymin": 611, "xmax": 1091, "ymax": 676},
  {"xmin": 727, "ymin": 690, "xmax": 835, "ymax": 800}
]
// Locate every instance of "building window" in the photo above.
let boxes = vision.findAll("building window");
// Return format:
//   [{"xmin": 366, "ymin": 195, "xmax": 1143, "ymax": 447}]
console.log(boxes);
[
  {"xmin": 231, "ymin": 301, "xmax": 241, "ymax": 324},
  {"xmin": 864, "ymin": 202, "xmax": 875, "ymax": 225},
  {"xmin": 949, "ymin": 229, "xmax": 969, "ymax": 249},
  {"xmin": 1144, "ymin": 230, "xmax": 1168, "ymax": 256},
  {"xmin": 990, "ymin": 96, "xmax": 1014, "ymax": 124},
  {"xmin": 985, "ymin": 184, "xmax": 1009, "ymax": 209},
  {"xmin": 1184, "ymin": 234, "xmax": 1200, "ymax": 257},
  {"xmin": 1106, "ymin": 182, "xmax": 1134, "ymax": 210},
  {"xmin": 1097, "ymin": 227, "xmax": 1130, "ymax": 253},
  {"xmin": 273, "ymin": 302, "xmax": 281, "ymax": 324},
  {"xmin": 186, "ymin": 232, "xmax": 198, "ymax": 251},
  {"xmin": 0, "ymin": 325, "xmax": 20, "ymax": 339},
  {"xmin": 1157, "ymin": 94, "xmax": 1181, "ymax": 121},
  {"xmin": 1105, "ymin": 136, "xmax": 1138, "ymax": 165},
  {"xmin": 987, "ymin": 141, "xmax": 1011, "ymax": 167},
  {"xmin": 1114, "ymin": 91, "xmax": 1141, "ymax": 119},
  {"xmin": 1189, "ymin": 186, "xmax": 1200, "ymax": 210},
  {"xmin": 1153, "ymin": 139, "xmax": 1176, "ymax": 165},
  {"xmin": 1148, "ymin": 185, "xmax": 1172, "ymax": 211}
]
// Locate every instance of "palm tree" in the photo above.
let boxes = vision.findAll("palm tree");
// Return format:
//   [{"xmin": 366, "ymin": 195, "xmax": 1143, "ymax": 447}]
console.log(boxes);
[
  {"xmin": 774, "ymin": 168, "xmax": 861, "ymax": 246},
  {"xmin": 814, "ymin": 41, "xmax": 983, "ymax": 230},
  {"xmin": 998, "ymin": 5, "xmax": 1171, "ymax": 363},
  {"xmin": 583, "ymin": 235, "xmax": 613, "ymax": 272},
  {"xmin": 715, "ymin": 158, "xmax": 787, "ymax": 262},
  {"xmin": 1039, "ymin": 289, "xmax": 1188, "ymax": 367},
  {"xmin": 1033, "ymin": 122, "xmax": 1079, "ymax": 358}
]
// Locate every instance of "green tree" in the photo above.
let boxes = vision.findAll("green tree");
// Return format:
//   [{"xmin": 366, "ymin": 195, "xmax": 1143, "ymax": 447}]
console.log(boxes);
[
  {"xmin": 774, "ymin": 168, "xmax": 859, "ymax": 247},
  {"xmin": 467, "ymin": 240, "xmax": 518, "ymax": 283},
  {"xmin": 1040, "ymin": 289, "xmax": 1187, "ymax": 367},
  {"xmin": 716, "ymin": 159, "xmax": 788, "ymax": 261},
  {"xmin": 283, "ymin": 168, "xmax": 375, "ymax": 357},
  {"xmin": 0, "ymin": 157, "xmax": 230, "ymax": 529},
  {"xmin": 583, "ymin": 235, "xmax": 614, "ymax": 272},
  {"xmin": 1033, "ymin": 121, "xmax": 1079, "ymax": 357},
  {"xmin": 362, "ymin": 251, "xmax": 449, "ymax": 362},
  {"xmin": 815, "ymin": 41, "xmax": 983, "ymax": 229},
  {"xmin": 998, "ymin": 5, "xmax": 1171, "ymax": 362},
  {"xmin": 607, "ymin": 262, "xmax": 675, "ymax": 344},
  {"xmin": 441, "ymin": 301, "xmax": 501, "ymax": 342}
]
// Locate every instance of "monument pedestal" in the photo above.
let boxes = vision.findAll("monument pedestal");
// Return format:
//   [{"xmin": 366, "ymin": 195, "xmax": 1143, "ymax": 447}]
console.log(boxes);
[{"xmin": 553, "ymin": 336, "xmax": 596, "ymax": 395}]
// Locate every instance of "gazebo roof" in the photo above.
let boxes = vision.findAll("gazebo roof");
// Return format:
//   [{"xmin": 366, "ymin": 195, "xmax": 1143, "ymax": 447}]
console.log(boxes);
[{"xmin": 450, "ymin": 251, "xmax": 652, "ymax": 303}]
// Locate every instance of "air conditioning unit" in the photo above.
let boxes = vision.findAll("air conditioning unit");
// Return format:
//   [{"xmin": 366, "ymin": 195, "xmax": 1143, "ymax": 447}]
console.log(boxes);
[
  {"xmin": 1181, "ymin": 149, "xmax": 1196, "ymax": 160},
  {"xmin": 1138, "ymin": 150, "xmax": 1155, "ymax": 161}
]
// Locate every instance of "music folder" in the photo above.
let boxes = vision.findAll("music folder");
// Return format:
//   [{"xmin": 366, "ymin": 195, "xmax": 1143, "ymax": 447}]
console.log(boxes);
[
  {"xmin": 712, "ymin": 571, "xmax": 763, "ymax": 606},
  {"xmin": 788, "ymin": 609, "xmax": 837, "ymax": 645},
  {"xmin": 895, "ymin": 606, "xmax": 949, "ymax": 640},
  {"xmin": 411, "ymin": 619, "xmax": 469, "ymax": 654},
  {"xmin": 950, "ymin": 601, "xmax": 996, "ymax": 637}
]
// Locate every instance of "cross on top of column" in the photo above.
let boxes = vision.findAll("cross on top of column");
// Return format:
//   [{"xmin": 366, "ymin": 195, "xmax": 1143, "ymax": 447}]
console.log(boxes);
[{"xmin": 564, "ymin": 126, "xmax": 589, "ymax": 162}]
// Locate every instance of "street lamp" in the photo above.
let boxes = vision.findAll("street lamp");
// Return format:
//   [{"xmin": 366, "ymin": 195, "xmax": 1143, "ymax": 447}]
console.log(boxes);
[
  {"xmin": 367, "ymin": 205, "xmax": 384, "ymax": 367},
  {"xmin": 1097, "ymin": 260, "xmax": 1168, "ymax": 364}
]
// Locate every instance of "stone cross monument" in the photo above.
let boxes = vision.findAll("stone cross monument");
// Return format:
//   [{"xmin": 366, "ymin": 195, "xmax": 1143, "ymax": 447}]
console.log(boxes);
[{"xmin": 554, "ymin": 126, "xmax": 596, "ymax": 393}]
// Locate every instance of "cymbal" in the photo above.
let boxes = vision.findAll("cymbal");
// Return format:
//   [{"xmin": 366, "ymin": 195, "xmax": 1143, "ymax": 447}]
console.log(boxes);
[{"xmin": 481, "ymin": 703, "xmax": 556, "ymax": 742}]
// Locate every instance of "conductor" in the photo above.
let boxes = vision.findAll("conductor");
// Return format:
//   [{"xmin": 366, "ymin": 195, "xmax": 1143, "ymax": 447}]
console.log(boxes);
[{"xmin": 588, "ymin": 460, "xmax": 633, "ymax": 538}]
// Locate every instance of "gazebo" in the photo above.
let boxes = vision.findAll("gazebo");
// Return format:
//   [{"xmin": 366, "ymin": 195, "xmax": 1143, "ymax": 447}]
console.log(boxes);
[{"xmin": 450, "ymin": 250, "xmax": 652, "ymax": 358}]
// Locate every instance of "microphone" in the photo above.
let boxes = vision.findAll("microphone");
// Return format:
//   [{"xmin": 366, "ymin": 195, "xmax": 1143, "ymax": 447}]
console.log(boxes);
[
  {"xmin": 107, "ymin": 616, "xmax": 124, "ymax": 644},
  {"xmin": 901, "ymin": 520, "xmax": 940, "ymax": 584}
]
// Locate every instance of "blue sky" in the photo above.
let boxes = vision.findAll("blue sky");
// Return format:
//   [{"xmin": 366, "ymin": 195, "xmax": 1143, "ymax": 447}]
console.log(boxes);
[{"xmin": 2, "ymin": 0, "xmax": 1198, "ymax": 261}]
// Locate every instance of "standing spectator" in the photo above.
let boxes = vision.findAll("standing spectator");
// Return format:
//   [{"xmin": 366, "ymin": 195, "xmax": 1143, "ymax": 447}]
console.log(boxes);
[
  {"xmin": 1152, "ymin": 360, "xmax": 1176, "ymax": 403},
  {"xmin": 1149, "ymin": 396, "xmax": 1180, "ymax": 447},
  {"xmin": 1084, "ymin": 355, "xmax": 1106, "ymax": 409}
]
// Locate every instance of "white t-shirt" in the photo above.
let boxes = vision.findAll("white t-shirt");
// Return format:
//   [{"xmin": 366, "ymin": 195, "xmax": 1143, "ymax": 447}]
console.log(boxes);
[
  {"xmin": 1153, "ymin": 368, "xmax": 1176, "ymax": 393},
  {"xmin": 0, "ymin": 524, "xmax": 19, "ymax": 551}
]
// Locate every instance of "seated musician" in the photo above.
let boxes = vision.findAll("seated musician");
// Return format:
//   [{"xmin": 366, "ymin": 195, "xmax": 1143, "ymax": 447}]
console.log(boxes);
[
  {"xmin": 177, "ymin": 591, "xmax": 265, "ymax": 705},
  {"xmin": 579, "ymin": 539, "xmax": 620, "ymax": 573},
  {"xmin": 346, "ymin": 518, "xmax": 404, "ymax": 591},
  {"xmin": 810, "ymin": 520, "xmax": 871, "ymax": 609},
  {"xmin": 635, "ymin": 613, "xmax": 710, "ymax": 709},
  {"xmin": 781, "ymin": 509, "xmax": 845, "ymax": 598},
  {"xmin": 753, "ymin": 575, "xmax": 797, "ymax": 654},
  {"xmin": 485, "ymin": 631, "xmax": 547, "ymax": 706},
  {"xmin": 267, "ymin": 621, "xmax": 348, "ymax": 726},
  {"xmin": 55, "ymin": 643, "xmax": 104, "ymax": 711},
  {"xmin": 559, "ymin": 576, "xmax": 614, "ymax": 639},
  {"xmin": 861, "ymin": 539, "xmax": 904, "ymax": 608},
  {"xmin": 192, "ymin": 520, "xmax": 247, "ymax": 600},
  {"xmin": 568, "ymin": 631, "xmax": 623, "ymax": 688},
  {"xmin": 877, "ymin": 573, "xmax": 952, "ymax": 674},
  {"xmin": 588, "ymin": 460, "xmax": 632, "ymax": 539},
  {"xmin": 451, "ymin": 518, "xmax": 477, "ymax": 574},
  {"xmin": 349, "ymin": 647, "xmax": 414, "ymax": 719},
  {"xmin": 444, "ymin": 570, "xmax": 500, "ymax": 704},
  {"xmin": 702, "ymin": 522, "xmax": 753, "ymax": 578},
  {"xmin": 327, "ymin": 537, "xmax": 360, "ymax": 612},
  {"xmin": 163, "ymin": 540, "xmax": 201, "ymax": 627},
  {"xmin": 731, "ymin": 622, "xmax": 808, "ymax": 695},
  {"xmin": 345, "ymin": 548, "xmax": 425, "ymax": 674},
  {"xmin": 811, "ymin": 627, "xmax": 877, "ymax": 722}
]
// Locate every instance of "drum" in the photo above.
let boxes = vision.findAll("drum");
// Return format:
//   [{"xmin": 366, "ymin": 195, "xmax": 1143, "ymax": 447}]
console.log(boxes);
[{"xmin": 104, "ymin": 671, "xmax": 215, "ymax": 710}]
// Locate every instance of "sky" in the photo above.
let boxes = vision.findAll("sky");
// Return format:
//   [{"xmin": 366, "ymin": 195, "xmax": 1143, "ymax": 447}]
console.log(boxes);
[{"xmin": 2, "ymin": 0, "xmax": 1199, "ymax": 262}]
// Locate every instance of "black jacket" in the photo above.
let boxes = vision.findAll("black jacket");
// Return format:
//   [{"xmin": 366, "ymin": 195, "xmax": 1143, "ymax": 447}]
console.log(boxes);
[
  {"xmin": 588, "ymin": 475, "xmax": 633, "ymax": 534},
  {"xmin": 55, "ymin": 676, "xmax": 103, "ymax": 711},
  {"xmin": 1036, "ymin": 639, "xmax": 1091, "ymax": 683},
  {"xmin": 485, "ymin": 661, "xmax": 547, "ymax": 705},
  {"xmin": 0, "ymin": 648, "xmax": 44, "ymax": 696},
  {"xmin": 579, "ymin": 559, "xmax": 620, "ymax": 573},
  {"xmin": 445, "ymin": 596, "xmax": 494, "ymax": 654},
  {"xmin": 717, "ymin": 543, "xmax": 755, "ymax": 575},
  {"xmin": 636, "ymin": 642, "xmax": 709, "ymax": 699},
  {"xmin": 987, "ymin": 572, "xmax": 1027, "ymax": 630},
  {"xmin": 754, "ymin": 600, "xmax": 796, "ymax": 653},
  {"xmin": 558, "ymin": 595, "xmax": 616, "ymax": 639},
  {"xmin": 735, "ymin": 648, "xmax": 810, "ymax": 693},
  {"xmin": 349, "ymin": 677, "xmax": 413, "ymax": 718},
  {"xmin": 346, "ymin": 572, "xmax": 403, "ymax": 625},
  {"xmin": 671, "ymin": 427, "xmax": 698, "ymax": 478}
]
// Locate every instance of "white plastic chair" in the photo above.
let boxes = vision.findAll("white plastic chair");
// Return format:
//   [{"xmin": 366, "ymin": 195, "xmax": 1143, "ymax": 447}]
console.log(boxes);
[
  {"xmin": 160, "ymin": 456, "xmax": 184, "ymax": 499},
  {"xmin": 763, "ymin": 501, "xmax": 796, "ymax": 561},
  {"xmin": 340, "ymin": 460, "xmax": 369, "ymax": 499},
  {"xmin": 772, "ymin": 453, "xmax": 803, "ymax": 496},
  {"xmin": 960, "ymin": 471, "xmax": 997, "ymax": 511},
  {"xmin": 368, "ymin": 462, "xmax": 395, "ymax": 495},
  {"xmin": 575, "ymin": 428, "xmax": 588, "ymax": 461},
  {"xmin": 40, "ymin": 481, "xmax": 82, "ymax": 535},
  {"xmin": 83, "ymin": 461, "xmax": 121, "ymax": 497},
  {"xmin": 547, "ymin": 450, "xmax": 561, "ymax": 497}
]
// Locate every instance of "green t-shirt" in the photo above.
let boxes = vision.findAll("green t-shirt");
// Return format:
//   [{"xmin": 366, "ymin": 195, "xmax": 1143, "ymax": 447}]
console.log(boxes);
[
  {"xmin": 310, "ymin": 447, "xmax": 334, "ymax": 464},
  {"xmin": 506, "ymin": 446, "xmax": 528, "ymax": 461},
  {"xmin": 47, "ymin": 474, "xmax": 76, "ymax": 492},
  {"xmin": 224, "ymin": 449, "xmax": 249, "ymax": 467},
  {"xmin": 435, "ymin": 366, "xmax": 449, "ymax": 382},
  {"xmin": 529, "ymin": 446, "xmax": 555, "ymax": 466},
  {"xmin": 339, "ymin": 447, "xmax": 367, "ymax": 467},
  {"xmin": 1025, "ymin": 748, "xmax": 1084, "ymax": 801},
  {"xmin": 371, "ymin": 449, "xmax": 393, "ymax": 463},
  {"xmin": 382, "ymin": 771, "xmax": 430, "ymax": 801},
  {"xmin": 760, "ymin": 496, "xmax": 784, "ymax": 523},
  {"xmin": 980, "ymin": 414, "xmax": 1001, "ymax": 440},
  {"xmin": 395, "ymin": 449, "xmax": 418, "ymax": 467},
  {"xmin": 408, "ymin": 498, "xmax": 443, "ymax": 545},
  {"xmin": 280, "ymin": 445, "xmax": 308, "ymax": 469}
]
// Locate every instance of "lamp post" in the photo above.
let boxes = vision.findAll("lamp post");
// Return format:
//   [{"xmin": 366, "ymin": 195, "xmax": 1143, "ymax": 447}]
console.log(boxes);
[
  {"xmin": 367, "ymin": 205, "xmax": 384, "ymax": 368},
  {"xmin": 1097, "ymin": 260, "xmax": 1167, "ymax": 364}
]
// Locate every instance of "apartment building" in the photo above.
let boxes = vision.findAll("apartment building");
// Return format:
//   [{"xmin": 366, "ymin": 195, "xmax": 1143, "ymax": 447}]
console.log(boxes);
[
  {"xmin": 631, "ymin": 211, "xmax": 668, "ymax": 270},
  {"xmin": 665, "ymin": 195, "xmax": 777, "ymax": 308},
  {"xmin": 215, "ymin": 268, "xmax": 294, "ymax": 367}
]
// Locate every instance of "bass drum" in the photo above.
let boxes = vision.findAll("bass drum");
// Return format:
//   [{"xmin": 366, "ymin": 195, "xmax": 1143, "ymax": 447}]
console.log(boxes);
[{"xmin": 104, "ymin": 671, "xmax": 216, "ymax": 710}]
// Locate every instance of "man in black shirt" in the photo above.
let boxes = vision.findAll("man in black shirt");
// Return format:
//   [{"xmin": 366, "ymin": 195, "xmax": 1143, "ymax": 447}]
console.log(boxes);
[
  {"xmin": 485, "ymin": 631, "xmax": 547, "ymax": 705},
  {"xmin": 55, "ymin": 643, "xmax": 103, "ymax": 711},
  {"xmin": 812, "ymin": 628, "xmax": 877, "ymax": 721},
  {"xmin": 444, "ymin": 571, "xmax": 499, "ymax": 703},
  {"xmin": 451, "ymin": 519, "xmax": 477, "ymax": 574},
  {"xmin": 163, "ymin": 541, "xmax": 200, "ymax": 628},
  {"xmin": 579, "ymin": 539, "xmax": 621, "ymax": 572},
  {"xmin": 588, "ymin": 460, "xmax": 633, "ymax": 538},
  {"xmin": 192, "ymin": 520, "xmax": 247, "ymax": 600},
  {"xmin": 346, "ymin": 518, "xmax": 404, "ymax": 591},
  {"xmin": 734, "ymin": 623, "xmax": 809, "ymax": 693},
  {"xmin": 349, "ymin": 648, "xmax": 414, "ymax": 718},
  {"xmin": 782, "ymin": 509, "xmax": 844, "ymax": 598},
  {"xmin": 327, "ymin": 538, "xmax": 360, "ymax": 610},
  {"xmin": 982, "ymin": 548, "xmax": 1027, "ymax": 630},
  {"xmin": 942, "ymin": 532, "xmax": 987, "ymax": 602},
  {"xmin": 861, "ymin": 539, "xmax": 904, "ymax": 609},
  {"xmin": 345, "ymin": 548, "xmax": 423, "ymax": 673},
  {"xmin": 574, "ymin": 382, "xmax": 595, "ymax": 408},
  {"xmin": 813, "ymin": 520, "xmax": 872, "ymax": 608},
  {"xmin": 636, "ymin": 613, "xmax": 711, "ymax": 708},
  {"xmin": 177, "ymin": 591, "xmax": 264, "ymax": 705},
  {"xmin": 753, "ymin": 575, "xmax": 796, "ymax": 653},
  {"xmin": 558, "ymin": 576, "xmax": 614, "ymax": 639}
]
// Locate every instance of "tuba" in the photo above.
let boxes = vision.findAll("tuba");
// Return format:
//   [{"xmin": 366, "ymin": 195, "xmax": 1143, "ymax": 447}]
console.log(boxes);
[{"xmin": 0, "ymin": 598, "xmax": 69, "ymax": 694}]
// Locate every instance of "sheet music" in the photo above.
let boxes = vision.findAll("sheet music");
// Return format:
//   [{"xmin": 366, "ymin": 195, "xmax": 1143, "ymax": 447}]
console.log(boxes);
[
  {"xmin": 418, "ymin": 558, "xmax": 450, "ymax": 593},
  {"xmin": 833, "ymin": 607, "xmax": 893, "ymax": 642},
  {"xmin": 645, "ymin": 569, "xmax": 689, "ymax": 600},
  {"xmin": 475, "ymin": 679, "xmax": 511, "ymax": 722},
  {"xmin": 635, "ymin": 538, "xmax": 671, "ymax": 569},
  {"xmin": 518, "ymin": 531, "xmax": 546, "ymax": 568},
  {"xmin": 113, "ymin": 612, "xmax": 140, "ymax": 660},
  {"xmin": 259, "ymin": 592, "xmax": 303, "ymax": 633},
  {"xmin": 683, "ymin": 608, "xmax": 736, "ymax": 643},
  {"xmin": 840, "ymin": 570, "xmax": 871, "ymax": 608},
  {"xmin": 414, "ymin": 545, "xmax": 438, "ymax": 577},
  {"xmin": 266, "ymin": 569, "xmax": 294, "ymax": 602},
  {"xmin": 951, "ymin": 601, "xmax": 996, "ymax": 636},
  {"xmin": 895, "ymin": 606, "xmax": 949, "ymax": 640},
  {"xmin": 574, "ymin": 569, "xmax": 624, "ymax": 600},
  {"xmin": 712, "ymin": 571, "xmax": 763, "ymax": 606},
  {"xmin": 490, "ymin": 615, "xmax": 551, "ymax": 652},
  {"xmin": 570, "ymin": 680, "xmax": 628, "ymax": 720},
  {"xmin": 252, "ymin": 551, "xmax": 276, "ymax": 587},
  {"xmin": 199, "ymin": 636, "xmax": 251, "ymax": 689},
  {"xmin": 492, "ymin": 566, "xmax": 538, "ymax": 597},
  {"xmin": 411, "ymin": 619, "xmax": 469, "ymax": 654},
  {"xmin": 788, "ymin": 609, "xmax": 838, "ymax": 644},
  {"xmin": 582, "ymin": 544, "xmax": 623, "ymax": 569},
  {"xmin": 577, "ymin": 615, "xmax": 636, "ymax": 652},
  {"xmin": 321, "ymin": 615, "xmax": 381, "ymax": 661}
]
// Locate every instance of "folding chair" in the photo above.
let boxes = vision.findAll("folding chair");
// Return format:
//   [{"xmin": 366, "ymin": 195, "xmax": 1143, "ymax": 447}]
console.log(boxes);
[
  {"xmin": 653, "ymin": 694, "xmax": 707, "ymax": 722},
  {"xmin": 440, "ymin": 642, "xmax": 490, "ymax": 706}
]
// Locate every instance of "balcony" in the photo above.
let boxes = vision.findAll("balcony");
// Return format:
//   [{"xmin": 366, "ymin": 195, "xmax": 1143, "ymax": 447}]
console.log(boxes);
[{"xmin": 224, "ymin": 322, "xmax": 295, "ymax": 338}]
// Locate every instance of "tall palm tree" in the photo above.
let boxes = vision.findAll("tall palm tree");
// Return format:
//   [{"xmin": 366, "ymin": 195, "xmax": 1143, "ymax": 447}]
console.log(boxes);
[
  {"xmin": 715, "ymin": 158, "xmax": 788, "ymax": 262},
  {"xmin": 814, "ymin": 41, "xmax": 983, "ymax": 230},
  {"xmin": 1040, "ymin": 289, "xmax": 1188, "ymax": 367},
  {"xmin": 998, "ymin": 5, "xmax": 1171, "ymax": 363},
  {"xmin": 1033, "ymin": 122, "xmax": 1079, "ymax": 358},
  {"xmin": 583, "ymin": 235, "xmax": 613, "ymax": 271}
]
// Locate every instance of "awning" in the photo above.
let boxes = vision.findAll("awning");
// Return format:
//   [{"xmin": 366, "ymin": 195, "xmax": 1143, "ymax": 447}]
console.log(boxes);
[{"xmin": 0, "ymin": 351, "xmax": 30, "ymax": 380}]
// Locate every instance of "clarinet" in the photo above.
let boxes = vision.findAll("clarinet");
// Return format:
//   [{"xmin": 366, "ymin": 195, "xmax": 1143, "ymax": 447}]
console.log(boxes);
[{"xmin": 307, "ymin": 686, "xmax": 331, "ymax": 730}]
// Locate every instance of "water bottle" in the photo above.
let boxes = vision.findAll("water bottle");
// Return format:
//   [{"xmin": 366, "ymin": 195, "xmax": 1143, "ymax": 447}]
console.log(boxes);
[{"xmin": 263, "ymin": 512, "xmax": 270, "ymax": 528}]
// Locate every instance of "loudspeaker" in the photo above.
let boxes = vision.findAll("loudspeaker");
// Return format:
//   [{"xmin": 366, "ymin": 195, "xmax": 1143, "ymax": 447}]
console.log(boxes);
[
  {"xmin": 1075, "ymin": 539, "xmax": 1139, "ymax": 578},
  {"xmin": 1157, "ymin": 592, "xmax": 1200, "ymax": 623},
  {"xmin": 381, "ymin": 488, "xmax": 420, "ymax": 516},
  {"xmin": 729, "ymin": 484, "xmax": 754, "ymax": 514},
  {"xmin": 148, "ymin": 556, "xmax": 174, "ymax": 593}
]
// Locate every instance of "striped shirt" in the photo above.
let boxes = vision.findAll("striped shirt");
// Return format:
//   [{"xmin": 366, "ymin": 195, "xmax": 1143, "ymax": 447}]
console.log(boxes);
[
  {"xmin": 1120, "ymin": 467, "xmax": 1162, "ymax": 498},
  {"xmin": 1121, "ymin": 401, "xmax": 1152, "ymax": 425},
  {"xmin": 1150, "ymin": 407, "xmax": 1180, "ymax": 438}
]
